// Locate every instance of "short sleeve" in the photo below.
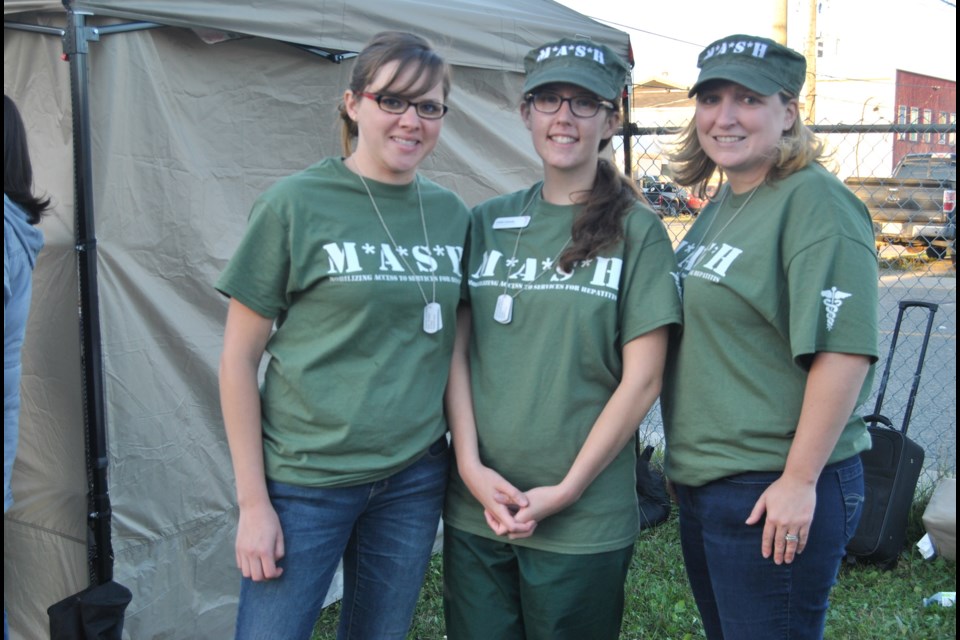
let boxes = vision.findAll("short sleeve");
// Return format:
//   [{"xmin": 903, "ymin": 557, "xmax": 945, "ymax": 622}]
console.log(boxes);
[
  {"xmin": 786, "ymin": 224, "xmax": 879, "ymax": 369},
  {"xmin": 619, "ymin": 208, "xmax": 683, "ymax": 346},
  {"xmin": 215, "ymin": 195, "xmax": 293, "ymax": 319}
]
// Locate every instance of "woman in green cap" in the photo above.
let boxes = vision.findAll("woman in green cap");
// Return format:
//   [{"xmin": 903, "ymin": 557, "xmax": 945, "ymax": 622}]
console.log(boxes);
[
  {"xmin": 662, "ymin": 34, "xmax": 878, "ymax": 639},
  {"xmin": 442, "ymin": 38, "xmax": 681, "ymax": 639}
]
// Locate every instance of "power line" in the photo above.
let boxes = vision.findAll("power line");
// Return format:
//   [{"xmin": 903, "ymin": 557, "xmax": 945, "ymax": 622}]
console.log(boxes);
[{"xmin": 578, "ymin": 15, "xmax": 706, "ymax": 49}]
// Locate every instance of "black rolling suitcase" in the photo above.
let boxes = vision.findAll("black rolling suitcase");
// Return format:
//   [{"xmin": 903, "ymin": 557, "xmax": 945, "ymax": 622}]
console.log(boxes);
[{"xmin": 846, "ymin": 300, "xmax": 938, "ymax": 569}]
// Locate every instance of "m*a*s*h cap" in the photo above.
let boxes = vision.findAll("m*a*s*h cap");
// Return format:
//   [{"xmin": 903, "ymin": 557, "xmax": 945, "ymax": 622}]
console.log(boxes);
[
  {"xmin": 522, "ymin": 38, "xmax": 630, "ymax": 101},
  {"xmin": 688, "ymin": 34, "xmax": 807, "ymax": 98}
]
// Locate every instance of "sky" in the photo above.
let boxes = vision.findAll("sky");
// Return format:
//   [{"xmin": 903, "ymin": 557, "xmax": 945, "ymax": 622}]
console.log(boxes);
[{"xmin": 555, "ymin": 0, "xmax": 957, "ymax": 88}]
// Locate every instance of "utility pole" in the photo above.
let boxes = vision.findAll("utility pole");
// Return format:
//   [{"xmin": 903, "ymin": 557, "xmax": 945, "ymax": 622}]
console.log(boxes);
[
  {"xmin": 773, "ymin": 0, "xmax": 788, "ymax": 44},
  {"xmin": 804, "ymin": 0, "xmax": 817, "ymax": 124}
]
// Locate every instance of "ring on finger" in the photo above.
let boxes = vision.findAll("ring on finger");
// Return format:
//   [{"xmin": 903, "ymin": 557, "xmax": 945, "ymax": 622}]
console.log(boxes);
[{"xmin": 784, "ymin": 533, "xmax": 799, "ymax": 542}]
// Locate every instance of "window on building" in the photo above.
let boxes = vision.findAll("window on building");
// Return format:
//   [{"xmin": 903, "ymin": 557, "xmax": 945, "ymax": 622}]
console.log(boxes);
[
  {"xmin": 950, "ymin": 113, "xmax": 957, "ymax": 147},
  {"xmin": 897, "ymin": 105, "xmax": 907, "ymax": 140},
  {"xmin": 939, "ymin": 111, "xmax": 949, "ymax": 144},
  {"xmin": 909, "ymin": 107, "xmax": 919, "ymax": 142},
  {"xmin": 923, "ymin": 109, "xmax": 933, "ymax": 142}
]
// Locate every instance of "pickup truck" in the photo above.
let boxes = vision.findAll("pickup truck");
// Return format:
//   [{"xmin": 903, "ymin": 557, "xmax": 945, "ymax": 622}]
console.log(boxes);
[
  {"xmin": 844, "ymin": 153, "xmax": 956, "ymax": 259},
  {"xmin": 638, "ymin": 180, "xmax": 699, "ymax": 217}
]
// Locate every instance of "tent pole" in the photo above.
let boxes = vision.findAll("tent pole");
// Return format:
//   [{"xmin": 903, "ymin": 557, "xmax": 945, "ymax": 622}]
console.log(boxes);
[{"xmin": 63, "ymin": 7, "xmax": 114, "ymax": 586}]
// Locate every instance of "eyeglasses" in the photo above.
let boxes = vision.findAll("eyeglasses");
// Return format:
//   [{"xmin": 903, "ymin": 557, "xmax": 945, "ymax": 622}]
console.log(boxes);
[
  {"xmin": 525, "ymin": 91, "xmax": 615, "ymax": 118},
  {"xmin": 360, "ymin": 92, "xmax": 449, "ymax": 120}
]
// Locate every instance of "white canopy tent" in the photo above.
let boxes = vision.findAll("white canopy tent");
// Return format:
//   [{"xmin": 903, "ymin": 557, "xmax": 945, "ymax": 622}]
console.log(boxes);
[{"xmin": 3, "ymin": 2, "xmax": 630, "ymax": 637}]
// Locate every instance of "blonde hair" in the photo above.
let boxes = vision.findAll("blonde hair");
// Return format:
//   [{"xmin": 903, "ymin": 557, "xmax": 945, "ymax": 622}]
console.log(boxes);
[{"xmin": 670, "ymin": 92, "xmax": 826, "ymax": 195}]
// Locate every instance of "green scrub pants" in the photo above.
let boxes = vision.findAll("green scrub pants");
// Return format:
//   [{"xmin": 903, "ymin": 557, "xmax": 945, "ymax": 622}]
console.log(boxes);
[{"xmin": 443, "ymin": 524, "xmax": 634, "ymax": 640}]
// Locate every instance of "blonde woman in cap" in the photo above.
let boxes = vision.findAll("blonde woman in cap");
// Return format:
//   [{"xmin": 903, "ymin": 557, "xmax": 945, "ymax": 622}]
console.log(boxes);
[
  {"xmin": 443, "ymin": 38, "xmax": 681, "ymax": 639},
  {"xmin": 217, "ymin": 32, "xmax": 469, "ymax": 639},
  {"xmin": 662, "ymin": 35, "xmax": 878, "ymax": 639}
]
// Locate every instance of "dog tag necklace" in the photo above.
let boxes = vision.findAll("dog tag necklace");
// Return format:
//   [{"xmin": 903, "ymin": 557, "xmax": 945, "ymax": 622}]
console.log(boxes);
[
  {"xmin": 690, "ymin": 183, "xmax": 759, "ymax": 268},
  {"xmin": 357, "ymin": 173, "xmax": 442, "ymax": 334},
  {"xmin": 494, "ymin": 190, "xmax": 572, "ymax": 325}
]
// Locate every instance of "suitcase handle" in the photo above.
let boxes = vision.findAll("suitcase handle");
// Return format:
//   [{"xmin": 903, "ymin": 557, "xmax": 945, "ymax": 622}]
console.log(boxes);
[
  {"xmin": 862, "ymin": 413, "xmax": 894, "ymax": 429},
  {"xmin": 871, "ymin": 299, "xmax": 939, "ymax": 435},
  {"xmin": 898, "ymin": 300, "xmax": 938, "ymax": 313}
]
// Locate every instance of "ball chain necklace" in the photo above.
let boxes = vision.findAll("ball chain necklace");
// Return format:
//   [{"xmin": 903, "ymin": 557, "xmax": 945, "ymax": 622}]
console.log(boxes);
[
  {"xmin": 691, "ymin": 182, "xmax": 760, "ymax": 265},
  {"xmin": 356, "ymin": 171, "xmax": 442, "ymax": 334},
  {"xmin": 493, "ymin": 188, "xmax": 573, "ymax": 325}
]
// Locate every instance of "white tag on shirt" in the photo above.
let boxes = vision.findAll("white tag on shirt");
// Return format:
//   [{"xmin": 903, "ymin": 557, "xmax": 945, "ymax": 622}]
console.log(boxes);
[{"xmin": 492, "ymin": 216, "xmax": 530, "ymax": 230}]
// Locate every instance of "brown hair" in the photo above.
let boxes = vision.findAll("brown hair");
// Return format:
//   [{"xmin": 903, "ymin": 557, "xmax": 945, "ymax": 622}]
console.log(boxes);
[
  {"xmin": 670, "ymin": 89, "xmax": 826, "ymax": 194},
  {"xmin": 4, "ymin": 94, "xmax": 51, "ymax": 224},
  {"xmin": 552, "ymin": 100, "xmax": 641, "ymax": 271},
  {"xmin": 339, "ymin": 32, "xmax": 452, "ymax": 156}
]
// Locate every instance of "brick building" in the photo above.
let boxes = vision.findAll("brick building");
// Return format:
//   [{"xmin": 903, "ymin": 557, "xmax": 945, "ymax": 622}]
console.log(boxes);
[{"xmin": 893, "ymin": 70, "xmax": 956, "ymax": 166}]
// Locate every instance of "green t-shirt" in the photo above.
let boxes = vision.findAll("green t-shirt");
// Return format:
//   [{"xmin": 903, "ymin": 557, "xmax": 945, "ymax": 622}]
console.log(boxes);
[
  {"xmin": 216, "ymin": 157, "xmax": 470, "ymax": 487},
  {"xmin": 444, "ymin": 184, "xmax": 682, "ymax": 554},
  {"xmin": 661, "ymin": 163, "xmax": 878, "ymax": 487}
]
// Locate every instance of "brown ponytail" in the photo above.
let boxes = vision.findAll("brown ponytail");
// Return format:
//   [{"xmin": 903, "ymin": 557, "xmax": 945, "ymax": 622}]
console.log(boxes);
[{"xmin": 558, "ymin": 158, "xmax": 641, "ymax": 272}]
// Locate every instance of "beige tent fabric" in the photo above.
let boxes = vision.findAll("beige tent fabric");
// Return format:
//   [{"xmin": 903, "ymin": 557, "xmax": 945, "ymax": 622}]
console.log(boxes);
[
  {"xmin": 6, "ymin": 0, "xmax": 630, "ymax": 71},
  {"xmin": 3, "ymin": 2, "xmax": 629, "ymax": 638}
]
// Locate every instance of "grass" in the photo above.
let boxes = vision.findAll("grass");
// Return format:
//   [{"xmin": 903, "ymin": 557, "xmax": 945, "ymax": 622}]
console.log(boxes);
[
  {"xmin": 878, "ymin": 250, "xmax": 956, "ymax": 276},
  {"xmin": 823, "ymin": 488, "xmax": 957, "ymax": 640},
  {"xmin": 311, "ymin": 486, "xmax": 956, "ymax": 639}
]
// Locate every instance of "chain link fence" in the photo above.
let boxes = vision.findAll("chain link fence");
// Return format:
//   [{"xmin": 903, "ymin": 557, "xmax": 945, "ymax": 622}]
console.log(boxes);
[{"xmin": 616, "ymin": 119, "xmax": 957, "ymax": 483}]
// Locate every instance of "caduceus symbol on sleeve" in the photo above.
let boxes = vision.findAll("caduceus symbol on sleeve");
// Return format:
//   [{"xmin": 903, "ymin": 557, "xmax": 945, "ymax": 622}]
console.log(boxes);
[{"xmin": 820, "ymin": 287, "xmax": 853, "ymax": 331}]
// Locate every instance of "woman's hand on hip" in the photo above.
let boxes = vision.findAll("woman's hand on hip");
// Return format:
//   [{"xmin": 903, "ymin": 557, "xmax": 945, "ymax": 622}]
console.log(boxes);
[{"xmin": 746, "ymin": 476, "xmax": 816, "ymax": 565}]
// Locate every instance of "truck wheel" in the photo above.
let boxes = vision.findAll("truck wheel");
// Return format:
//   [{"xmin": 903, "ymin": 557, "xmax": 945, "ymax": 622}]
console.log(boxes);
[{"xmin": 925, "ymin": 244, "xmax": 947, "ymax": 260}]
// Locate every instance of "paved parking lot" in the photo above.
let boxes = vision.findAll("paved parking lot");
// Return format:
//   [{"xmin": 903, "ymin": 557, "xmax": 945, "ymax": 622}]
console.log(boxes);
[{"xmin": 873, "ymin": 264, "xmax": 956, "ymax": 480}]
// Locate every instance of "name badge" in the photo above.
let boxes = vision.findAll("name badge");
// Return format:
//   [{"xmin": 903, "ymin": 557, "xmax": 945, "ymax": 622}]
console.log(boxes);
[{"xmin": 493, "ymin": 216, "xmax": 530, "ymax": 230}]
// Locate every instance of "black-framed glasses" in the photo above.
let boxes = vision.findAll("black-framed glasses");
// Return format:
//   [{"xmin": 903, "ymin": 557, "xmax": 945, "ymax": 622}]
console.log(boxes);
[
  {"xmin": 526, "ymin": 91, "xmax": 615, "ymax": 118},
  {"xmin": 360, "ymin": 92, "xmax": 449, "ymax": 119}
]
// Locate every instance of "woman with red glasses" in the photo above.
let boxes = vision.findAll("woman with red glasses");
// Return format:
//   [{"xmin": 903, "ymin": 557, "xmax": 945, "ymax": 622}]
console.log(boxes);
[{"xmin": 217, "ymin": 31, "xmax": 469, "ymax": 639}]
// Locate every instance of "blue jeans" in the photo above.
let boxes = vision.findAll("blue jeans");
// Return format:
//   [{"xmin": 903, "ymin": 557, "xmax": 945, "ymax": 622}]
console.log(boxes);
[
  {"xmin": 674, "ymin": 456, "xmax": 864, "ymax": 640},
  {"xmin": 234, "ymin": 437, "xmax": 449, "ymax": 640}
]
